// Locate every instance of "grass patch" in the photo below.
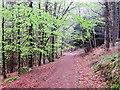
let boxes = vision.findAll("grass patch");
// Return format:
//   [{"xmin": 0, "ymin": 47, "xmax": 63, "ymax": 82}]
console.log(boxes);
[{"xmin": 4, "ymin": 76, "xmax": 18, "ymax": 83}]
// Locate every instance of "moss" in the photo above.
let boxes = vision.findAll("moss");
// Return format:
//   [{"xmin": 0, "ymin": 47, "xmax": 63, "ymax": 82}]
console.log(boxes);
[{"xmin": 4, "ymin": 76, "xmax": 18, "ymax": 83}]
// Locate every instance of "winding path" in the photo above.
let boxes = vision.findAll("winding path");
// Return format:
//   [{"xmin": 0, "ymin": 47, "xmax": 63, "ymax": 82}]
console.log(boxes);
[{"xmin": 2, "ymin": 49, "xmax": 104, "ymax": 88}]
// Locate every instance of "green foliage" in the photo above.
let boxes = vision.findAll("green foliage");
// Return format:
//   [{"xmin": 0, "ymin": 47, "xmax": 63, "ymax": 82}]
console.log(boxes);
[
  {"xmin": 99, "ymin": 54, "xmax": 118, "ymax": 65},
  {"xmin": 4, "ymin": 76, "xmax": 18, "ymax": 83},
  {"xmin": 71, "ymin": 14, "xmax": 97, "ymax": 48},
  {"xmin": 71, "ymin": 2, "xmax": 104, "ymax": 49},
  {"xmin": 94, "ymin": 54, "xmax": 118, "ymax": 72},
  {"xmin": 1, "ymin": 2, "xmax": 67, "ymax": 60},
  {"xmin": 94, "ymin": 65, "xmax": 102, "ymax": 72},
  {"xmin": 74, "ymin": 15, "xmax": 96, "ymax": 30},
  {"xmin": 2, "ymin": 1, "xmax": 98, "ymax": 61},
  {"xmin": 93, "ymin": 54, "xmax": 120, "ymax": 88},
  {"xmin": 18, "ymin": 67, "xmax": 32, "ymax": 74},
  {"xmin": 111, "ymin": 84, "xmax": 120, "ymax": 90}
]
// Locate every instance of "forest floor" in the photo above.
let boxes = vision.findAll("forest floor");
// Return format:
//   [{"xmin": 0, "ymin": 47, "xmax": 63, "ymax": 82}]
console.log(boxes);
[{"xmin": 1, "ymin": 46, "xmax": 118, "ymax": 89}]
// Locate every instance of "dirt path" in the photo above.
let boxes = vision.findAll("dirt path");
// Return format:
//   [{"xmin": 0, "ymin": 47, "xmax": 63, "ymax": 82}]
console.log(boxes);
[
  {"xmin": 2, "ymin": 49, "xmax": 104, "ymax": 88},
  {"xmin": 40, "ymin": 51, "xmax": 78, "ymax": 88}
]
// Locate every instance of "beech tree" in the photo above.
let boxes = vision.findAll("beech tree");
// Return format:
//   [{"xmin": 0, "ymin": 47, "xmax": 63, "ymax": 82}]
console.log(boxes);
[{"xmin": 1, "ymin": 0, "xmax": 74, "ymax": 77}]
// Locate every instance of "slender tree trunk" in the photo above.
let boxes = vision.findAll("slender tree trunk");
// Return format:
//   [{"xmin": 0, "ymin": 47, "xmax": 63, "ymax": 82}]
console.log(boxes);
[
  {"xmin": 105, "ymin": 1, "xmax": 110, "ymax": 50},
  {"xmin": 112, "ymin": 2, "xmax": 117, "ymax": 46},
  {"xmin": 28, "ymin": 2, "xmax": 33, "ymax": 67},
  {"xmin": 38, "ymin": 1, "xmax": 42, "ymax": 66},
  {"xmin": 49, "ymin": 38, "xmax": 53, "ymax": 62},
  {"xmin": 2, "ymin": 0, "xmax": 7, "ymax": 79},
  {"xmin": 39, "ymin": 52, "xmax": 42, "ymax": 66},
  {"xmin": 51, "ymin": 2, "xmax": 57, "ymax": 62},
  {"xmin": 17, "ymin": 3, "xmax": 21, "ymax": 75},
  {"xmin": 118, "ymin": 2, "xmax": 120, "ymax": 38},
  {"xmin": 60, "ymin": 38, "xmax": 64, "ymax": 56},
  {"xmin": 116, "ymin": 3, "xmax": 119, "ymax": 40},
  {"xmin": 42, "ymin": 0, "xmax": 49, "ymax": 64},
  {"xmin": 18, "ymin": 25, "xmax": 21, "ymax": 75},
  {"xmin": 51, "ymin": 33, "xmax": 55, "ymax": 62},
  {"xmin": 55, "ymin": 41, "xmax": 58, "ymax": 59},
  {"xmin": 93, "ymin": 33, "xmax": 97, "ymax": 47}
]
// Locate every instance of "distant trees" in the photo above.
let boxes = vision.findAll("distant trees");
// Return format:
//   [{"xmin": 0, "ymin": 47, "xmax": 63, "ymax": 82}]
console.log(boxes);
[
  {"xmin": 72, "ymin": 1, "xmax": 120, "ymax": 52},
  {"xmin": 72, "ymin": 3, "xmax": 105, "ymax": 52}
]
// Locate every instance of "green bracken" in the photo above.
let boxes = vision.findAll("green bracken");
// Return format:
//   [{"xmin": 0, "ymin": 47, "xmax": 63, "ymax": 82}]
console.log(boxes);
[
  {"xmin": 18, "ymin": 67, "xmax": 32, "ymax": 74},
  {"xmin": 4, "ymin": 76, "xmax": 18, "ymax": 83}
]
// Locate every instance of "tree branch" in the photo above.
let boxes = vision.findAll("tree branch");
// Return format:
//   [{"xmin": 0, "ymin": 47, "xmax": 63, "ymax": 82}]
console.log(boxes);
[
  {"xmin": 97, "ymin": 0, "xmax": 105, "ymax": 6},
  {"xmin": 60, "ymin": 1, "xmax": 73, "ymax": 20},
  {"xmin": 90, "ymin": 8, "xmax": 104, "ymax": 17},
  {"xmin": 64, "ymin": 23, "xmax": 75, "ymax": 30}
]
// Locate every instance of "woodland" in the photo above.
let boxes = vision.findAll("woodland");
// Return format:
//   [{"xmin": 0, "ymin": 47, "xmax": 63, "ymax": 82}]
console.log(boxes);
[{"xmin": 0, "ymin": 0, "xmax": 120, "ymax": 89}]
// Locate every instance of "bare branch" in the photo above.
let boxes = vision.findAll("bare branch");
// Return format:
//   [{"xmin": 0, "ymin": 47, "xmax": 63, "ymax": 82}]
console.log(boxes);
[
  {"xmin": 57, "ymin": 4, "xmax": 61, "ymax": 19},
  {"xmin": 90, "ymin": 8, "xmax": 104, "ymax": 17},
  {"xmin": 98, "ymin": 0, "xmax": 105, "ymax": 6},
  {"xmin": 60, "ymin": 1, "xmax": 73, "ymax": 20},
  {"xmin": 64, "ymin": 23, "xmax": 75, "ymax": 30}
]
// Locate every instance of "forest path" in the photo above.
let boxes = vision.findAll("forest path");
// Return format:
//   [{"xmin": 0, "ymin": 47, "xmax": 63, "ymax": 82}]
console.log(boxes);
[
  {"xmin": 39, "ymin": 49, "xmax": 95, "ymax": 88},
  {"xmin": 2, "ymin": 49, "xmax": 104, "ymax": 88}
]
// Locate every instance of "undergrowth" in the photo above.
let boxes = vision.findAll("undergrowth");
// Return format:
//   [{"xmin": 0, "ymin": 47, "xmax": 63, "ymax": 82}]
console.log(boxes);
[
  {"xmin": 18, "ymin": 67, "xmax": 32, "ymax": 75},
  {"xmin": 94, "ymin": 54, "xmax": 120, "ymax": 89},
  {"xmin": 4, "ymin": 76, "xmax": 18, "ymax": 83}
]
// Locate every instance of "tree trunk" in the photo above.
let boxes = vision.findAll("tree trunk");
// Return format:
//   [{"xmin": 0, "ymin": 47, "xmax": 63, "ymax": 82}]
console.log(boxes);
[
  {"xmin": 51, "ymin": 2, "xmax": 57, "ymax": 62},
  {"xmin": 18, "ymin": 25, "xmax": 21, "ymax": 75},
  {"xmin": 17, "ymin": 3, "xmax": 21, "ymax": 75},
  {"xmin": 28, "ymin": 2, "xmax": 33, "ymax": 67},
  {"xmin": 60, "ymin": 38, "xmax": 64, "ymax": 56},
  {"xmin": 38, "ymin": 1, "xmax": 42, "ymax": 66},
  {"xmin": 112, "ymin": 2, "xmax": 117, "ymax": 46},
  {"xmin": 105, "ymin": 1, "xmax": 110, "ymax": 50},
  {"xmin": 51, "ymin": 33, "xmax": 55, "ymax": 62},
  {"xmin": 119, "ymin": 2, "xmax": 120, "ymax": 38},
  {"xmin": 2, "ymin": 0, "xmax": 7, "ymax": 79}
]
